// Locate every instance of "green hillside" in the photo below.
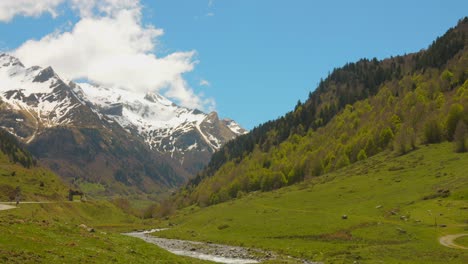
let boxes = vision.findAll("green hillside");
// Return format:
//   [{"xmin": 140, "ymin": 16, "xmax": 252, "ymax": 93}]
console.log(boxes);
[
  {"xmin": 156, "ymin": 143, "xmax": 468, "ymax": 263},
  {"xmin": 0, "ymin": 201, "xmax": 211, "ymax": 263},
  {"xmin": 0, "ymin": 129, "xmax": 69, "ymax": 201},
  {"xmin": 174, "ymin": 18, "xmax": 468, "ymax": 207},
  {"xmin": 0, "ymin": 128, "xmax": 210, "ymax": 263}
]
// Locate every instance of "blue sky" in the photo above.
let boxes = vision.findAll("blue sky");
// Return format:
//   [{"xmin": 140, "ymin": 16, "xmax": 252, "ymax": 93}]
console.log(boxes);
[{"xmin": 0, "ymin": 0, "xmax": 467, "ymax": 129}]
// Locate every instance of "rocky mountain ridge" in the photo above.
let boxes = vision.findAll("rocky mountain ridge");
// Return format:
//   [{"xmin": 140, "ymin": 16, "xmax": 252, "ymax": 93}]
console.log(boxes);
[{"xmin": 0, "ymin": 54, "xmax": 246, "ymax": 194}]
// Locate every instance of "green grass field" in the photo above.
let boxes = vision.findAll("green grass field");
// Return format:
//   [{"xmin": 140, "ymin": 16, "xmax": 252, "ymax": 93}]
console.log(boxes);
[
  {"xmin": 0, "ymin": 201, "xmax": 211, "ymax": 263},
  {"xmin": 454, "ymin": 235, "xmax": 468, "ymax": 247},
  {"xmin": 0, "ymin": 152, "xmax": 69, "ymax": 201},
  {"xmin": 156, "ymin": 143, "xmax": 468, "ymax": 263},
  {"xmin": 0, "ymin": 150, "xmax": 210, "ymax": 263}
]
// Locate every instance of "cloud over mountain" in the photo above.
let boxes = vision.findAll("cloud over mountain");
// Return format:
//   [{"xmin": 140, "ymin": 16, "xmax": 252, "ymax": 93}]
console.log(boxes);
[
  {"xmin": 4, "ymin": 0, "xmax": 214, "ymax": 111},
  {"xmin": 0, "ymin": 0, "xmax": 63, "ymax": 22}
]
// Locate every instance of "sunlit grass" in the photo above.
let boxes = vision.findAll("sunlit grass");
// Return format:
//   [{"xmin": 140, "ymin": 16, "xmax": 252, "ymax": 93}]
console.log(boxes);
[{"xmin": 157, "ymin": 143, "xmax": 468, "ymax": 263}]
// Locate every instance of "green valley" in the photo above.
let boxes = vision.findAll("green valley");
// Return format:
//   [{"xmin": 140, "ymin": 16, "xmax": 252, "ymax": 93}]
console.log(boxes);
[
  {"xmin": 0, "ymin": 202, "xmax": 210, "ymax": 263},
  {"xmin": 1, "ymin": 5, "xmax": 468, "ymax": 264},
  {"xmin": 157, "ymin": 143, "xmax": 468, "ymax": 263},
  {"xmin": 0, "ymin": 128, "xmax": 208, "ymax": 263}
]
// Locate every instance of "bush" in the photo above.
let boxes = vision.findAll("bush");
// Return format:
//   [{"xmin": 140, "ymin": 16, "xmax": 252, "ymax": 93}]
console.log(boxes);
[
  {"xmin": 155, "ymin": 200, "xmax": 176, "ymax": 218},
  {"xmin": 454, "ymin": 120, "xmax": 468, "ymax": 153},
  {"xmin": 446, "ymin": 104, "xmax": 464, "ymax": 140},
  {"xmin": 424, "ymin": 119, "xmax": 443, "ymax": 143},
  {"xmin": 357, "ymin": 149, "xmax": 367, "ymax": 161},
  {"xmin": 379, "ymin": 127, "xmax": 394, "ymax": 148},
  {"xmin": 260, "ymin": 172, "xmax": 287, "ymax": 191},
  {"xmin": 142, "ymin": 203, "xmax": 158, "ymax": 219},
  {"xmin": 394, "ymin": 125, "xmax": 416, "ymax": 155}
]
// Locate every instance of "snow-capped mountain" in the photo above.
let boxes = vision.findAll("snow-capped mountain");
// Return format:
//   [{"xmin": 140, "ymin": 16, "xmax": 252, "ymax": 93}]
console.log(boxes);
[
  {"xmin": 77, "ymin": 83, "xmax": 247, "ymax": 172},
  {"xmin": 0, "ymin": 54, "xmax": 84, "ymax": 137},
  {"xmin": 0, "ymin": 54, "xmax": 246, "ymax": 193}
]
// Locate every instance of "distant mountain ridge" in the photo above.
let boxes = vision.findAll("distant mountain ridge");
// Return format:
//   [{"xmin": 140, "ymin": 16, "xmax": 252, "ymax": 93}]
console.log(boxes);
[
  {"xmin": 0, "ymin": 53, "xmax": 246, "ymax": 195},
  {"xmin": 77, "ymin": 82, "xmax": 246, "ymax": 173}
]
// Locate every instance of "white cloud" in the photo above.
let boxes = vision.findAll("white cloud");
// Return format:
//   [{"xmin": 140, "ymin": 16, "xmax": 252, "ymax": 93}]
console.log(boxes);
[
  {"xmin": 0, "ymin": 0, "xmax": 139, "ymax": 22},
  {"xmin": 11, "ymin": 0, "xmax": 214, "ymax": 111},
  {"xmin": 0, "ymin": 0, "xmax": 64, "ymax": 22},
  {"xmin": 199, "ymin": 79, "xmax": 211, "ymax": 86},
  {"xmin": 206, "ymin": 12, "xmax": 214, "ymax": 17},
  {"xmin": 70, "ymin": 0, "xmax": 139, "ymax": 18},
  {"xmin": 208, "ymin": 0, "xmax": 214, "ymax": 7}
]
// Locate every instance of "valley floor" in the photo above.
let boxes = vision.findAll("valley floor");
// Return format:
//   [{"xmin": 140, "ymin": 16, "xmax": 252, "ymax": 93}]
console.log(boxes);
[
  {"xmin": 153, "ymin": 143, "xmax": 468, "ymax": 263},
  {"xmin": 0, "ymin": 143, "xmax": 467, "ymax": 263},
  {"xmin": 0, "ymin": 201, "xmax": 211, "ymax": 263}
]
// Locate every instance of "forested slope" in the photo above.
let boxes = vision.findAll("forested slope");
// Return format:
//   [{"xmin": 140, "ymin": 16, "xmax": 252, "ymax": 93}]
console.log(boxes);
[
  {"xmin": 0, "ymin": 128, "xmax": 68, "ymax": 201},
  {"xmin": 173, "ymin": 18, "xmax": 468, "ymax": 207}
]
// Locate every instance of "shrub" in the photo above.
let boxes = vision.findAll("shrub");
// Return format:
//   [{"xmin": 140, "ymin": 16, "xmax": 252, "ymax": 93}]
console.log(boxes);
[
  {"xmin": 260, "ymin": 172, "xmax": 287, "ymax": 191},
  {"xmin": 357, "ymin": 149, "xmax": 367, "ymax": 161},
  {"xmin": 454, "ymin": 120, "xmax": 468, "ymax": 152},
  {"xmin": 394, "ymin": 125, "xmax": 416, "ymax": 155},
  {"xmin": 379, "ymin": 127, "xmax": 394, "ymax": 148},
  {"xmin": 446, "ymin": 104, "xmax": 464, "ymax": 140},
  {"xmin": 424, "ymin": 119, "xmax": 443, "ymax": 143}
]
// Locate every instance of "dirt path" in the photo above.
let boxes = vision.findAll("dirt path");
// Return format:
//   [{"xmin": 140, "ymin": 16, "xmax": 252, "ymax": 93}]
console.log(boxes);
[
  {"xmin": 439, "ymin": 234, "xmax": 468, "ymax": 250},
  {"xmin": 0, "ymin": 204, "xmax": 16, "ymax": 211},
  {"xmin": 0, "ymin": 201, "xmax": 62, "ymax": 211},
  {"xmin": 0, "ymin": 201, "xmax": 57, "ymax": 204}
]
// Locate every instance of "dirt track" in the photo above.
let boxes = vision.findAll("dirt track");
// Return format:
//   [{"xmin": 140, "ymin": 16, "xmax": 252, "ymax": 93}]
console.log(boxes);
[
  {"xmin": 439, "ymin": 234, "xmax": 468, "ymax": 250},
  {"xmin": 0, "ymin": 204, "xmax": 16, "ymax": 211}
]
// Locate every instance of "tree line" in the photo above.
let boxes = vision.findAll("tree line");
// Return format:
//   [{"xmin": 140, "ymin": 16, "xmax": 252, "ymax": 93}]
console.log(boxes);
[
  {"xmin": 165, "ymin": 17, "xmax": 468, "ymax": 210},
  {"xmin": 0, "ymin": 128, "xmax": 36, "ymax": 168}
]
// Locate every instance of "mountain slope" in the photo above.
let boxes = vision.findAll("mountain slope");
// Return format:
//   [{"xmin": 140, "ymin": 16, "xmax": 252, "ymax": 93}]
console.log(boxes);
[
  {"xmin": 196, "ymin": 18, "xmax": 468, "ymax": 182},
  {"xmin": 0, "ymin": 55, "xmax": 186, "ymax": 195},
  {"xmin": 0, "ymin": 128, "xmax": 68, "ymax": 201},
  {"xmin": 77, "ymin": 83, "xmax": 246, "ymax": 173},
  {"xmin": 157, "ymin": 143, "xmax": 468, "ymax": 263},
  {"xmin": 0, "ymin": 53, "xmax": 246, "ymax": 195},
  {"xmin": 176, "ymin": 18, "xmax": 468, "ymax": 206}
]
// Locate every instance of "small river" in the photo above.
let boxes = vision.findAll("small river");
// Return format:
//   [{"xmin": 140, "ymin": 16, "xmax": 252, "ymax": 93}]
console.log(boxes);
[{"xmin": 123, "ymin": 229, "xmax": 263, "ymax": 264}]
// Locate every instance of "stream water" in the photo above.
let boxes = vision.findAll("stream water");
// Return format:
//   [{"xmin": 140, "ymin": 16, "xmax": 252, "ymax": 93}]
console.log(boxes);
[{"xmin": 123, "ymin": 229, "xmax": 263, "ymax": 264}]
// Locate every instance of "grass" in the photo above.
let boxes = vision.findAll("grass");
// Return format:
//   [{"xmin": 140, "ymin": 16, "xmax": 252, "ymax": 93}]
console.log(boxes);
[
  {"xmin": 76, "ymin": 180, "xmax": 106, "ymax": 195},
  {"xmin": 156, "ymin": 143, "xmax": 468, "ymax": 263},
  {"xmin": 0, "ymin": 151, "xmax": 211, "ymax": 263},
  {"xmin": 455, "ymin": 235, "xmax": 468, "ymax": 247},
  {"xmin": 0, "ymin": 202, "xmax": 211, "ymax": 263},
  {"xmin": 0, "ymin": 152, "xmax": 69, "ymax": 201}
]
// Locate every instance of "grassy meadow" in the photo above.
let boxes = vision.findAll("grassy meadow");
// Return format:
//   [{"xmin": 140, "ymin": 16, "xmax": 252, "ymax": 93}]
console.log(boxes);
[
  {"xmin": 0, "ymin": 150, "xmax": 210, "ymax": 263},
  {"xmin": 0, "ymin": 151, "xmax": 69, "ymax": 201},
  {"xmin": 156, "ymin": 143, "xmax": 468, "ymax": 263},
  {"xmin": 0, "ymin": 201, "xmax": 211, "ymax": 263}
]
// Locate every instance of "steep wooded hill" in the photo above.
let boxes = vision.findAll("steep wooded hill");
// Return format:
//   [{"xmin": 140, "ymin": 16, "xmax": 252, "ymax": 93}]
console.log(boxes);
[
  {"xmin": 0, "ymin": 128, "xmax": 68, "ymax": 201},
  {"xmin": 177, "ymin": 18, "xmax": 468, "ymax": 206}
]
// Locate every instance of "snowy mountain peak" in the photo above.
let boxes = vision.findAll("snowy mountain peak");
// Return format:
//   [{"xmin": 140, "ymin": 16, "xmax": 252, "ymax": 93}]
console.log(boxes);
[
  {"xmin": 0, "ymin": 54, "xmax": 101, "ymax": 145},
  {"xmin": 0, "ymin": 54, "xmax": 247, "ymax": 174},
  {"xmin": 75, "ymin": 82, "xmax": 247, "ymax": 172},
  {"xmin": 33, "ymin": 66, "xmax": 58, "ymax": 83},
  {"xmin": 144, "ymin": 92, "xmax": 174, "ymax": 106},
  {"xmin": 223, "ymin": 118, "xmax": 248, "ymax": 135},
  {"xmin": 77, "ymin": 82, "xmax": 247, "ymax": 169},
  {"xmin": 0, "ymin": 53, "xmax": 24, "ymax": 68}
]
